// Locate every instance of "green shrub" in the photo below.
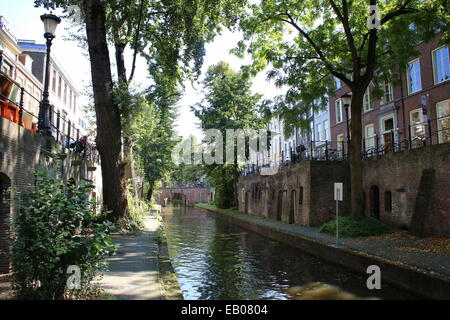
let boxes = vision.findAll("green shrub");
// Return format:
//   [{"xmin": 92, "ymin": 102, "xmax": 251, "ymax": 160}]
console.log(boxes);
[
  {"xmin": 115, "ymin": 186, "xmax": 150, "ymax": 234},
  {"xmin": 319, "ymin": 216, "xmax": 393, "ymax": 238},
  {"xmin": 11, "ymin": 169, "xmax": 117, "ymax": 300}
]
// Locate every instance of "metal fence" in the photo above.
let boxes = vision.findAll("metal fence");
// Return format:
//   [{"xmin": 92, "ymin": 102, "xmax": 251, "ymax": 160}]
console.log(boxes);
[
  {"xmin": 362, "ymin": 115, "xmax": 450, "ymax": 158},
  {"xmin": 243, "ymin": 116, "xmax": 450, "ymax": 175},
  {"xmin": 0, "ymin": 71, "xmax": 97, "ymax": 160}
]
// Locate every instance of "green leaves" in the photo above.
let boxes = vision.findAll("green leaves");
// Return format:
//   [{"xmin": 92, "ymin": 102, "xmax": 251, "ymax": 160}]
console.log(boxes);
[
  {"xmin": 192, "ymin": 62, "xmax": 265, "ymax": 207},
  {"xmin": 237, "ymin": 0, "xmax": 446, "ymax": 131},
  {"xmin": 11, "ymin": 169, "xmax": 116, "ymax": 300}
]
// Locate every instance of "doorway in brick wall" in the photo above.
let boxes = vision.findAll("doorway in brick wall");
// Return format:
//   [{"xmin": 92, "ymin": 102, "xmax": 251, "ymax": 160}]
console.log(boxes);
[
  {"xmin": 276, "ymin": 191, "xmax": 283, "ymax": 221},
  {"xmin": 0, "ymin": 172, "xmax": 11, "ymax": 273},
  {"xmin": 245, "ymin": 191, "xmax": 249, "ymax": 214},
  {"xmin": 370, "ymin": 185, "xmax": 380, "ymax": 220},
  {"xmin": 289, "ymin": 190, "xmax": 296, "ymax": 224}
]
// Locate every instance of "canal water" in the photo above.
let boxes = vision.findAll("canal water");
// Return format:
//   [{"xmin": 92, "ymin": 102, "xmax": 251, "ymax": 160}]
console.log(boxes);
[{"xmin": 161, "ymin": 204, "xmax": 419, "ymax": 300}]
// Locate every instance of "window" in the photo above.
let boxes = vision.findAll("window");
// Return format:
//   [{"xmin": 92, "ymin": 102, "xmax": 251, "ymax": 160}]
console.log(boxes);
[
  {"xmin": 1, "ymin": 61, "xmax": 13, "ymax": 77},
  {"xmin": 52, "ymin": 69, "xmax": 57, "ymax": 92},
  {"xmin": 385, "ymin": 191, "xmax": 392, "ymax": 213},
  {"xmin": 58, "ymin": 76, "xmax": 62, "ymax": 98},
  {"xmin": 365, "ymin": 124, "xmax": 375, "ymax": 150},
  {"xmin": 363, "ymin": 88, "xmax": 372, "ymax": 112},
  {"xmin": 335, "ymin": 99, "xmax": 343, "ymax": 124},
  {"xmin": 316, "ymin": 123, "xmax": 322, "ymax": 141},
  {"xmin": 334, "ymin": 76, "xmax": 342, "ymax": 90},
  {"xmin": 323, "ymin": 120, "xmax": 329, "ymax": 141},
  {"xmin": 381, "ymin": 81, "xmax": 393, "ymax": 104},
  {"xmin": 64, "ymin": 83, "xmax": 68, "ymax": 104},
  {"xmin": 432, "ymin": 46, "xmax": 450, "ymax": 84},
  {"xmin": 409, "ymin": 108, "xmax": 425, "ymax": 141},
  {"xmin": 17, "ymin": 76, "xmax": 24, "ymax": 87},
  {"xmin": 380, "ymin": 115, "xmax": 395, "ymax": 145},
  {"xmin": 337, "ymin": 134, "xmax": 345, "ymax": 151},
  {"xmin": 436, "ymin": 99, "xmax": 450, "ymax": 144},
  {"xmin": 26, "ymin": 85, "xmax": 33, "ymax": 110},
  {"xmin": 407, "ymin": 59, "xmax": 422, "ymax": 94}
]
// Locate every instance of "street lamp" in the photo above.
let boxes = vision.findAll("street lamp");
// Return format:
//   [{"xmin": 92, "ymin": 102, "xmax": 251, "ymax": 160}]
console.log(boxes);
[
  {"xmin": 38, "ymin": 13, "xmax": 61, "ymax": 136},
  {"xmin": 341, "ymin": 93, "xmax": 352, "ymax": 155}
]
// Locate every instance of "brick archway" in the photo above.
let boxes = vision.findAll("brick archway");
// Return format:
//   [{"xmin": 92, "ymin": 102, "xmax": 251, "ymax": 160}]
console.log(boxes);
[{"xmin": 0, "ymin": 172, "xmax": 11, "ymax": 273}]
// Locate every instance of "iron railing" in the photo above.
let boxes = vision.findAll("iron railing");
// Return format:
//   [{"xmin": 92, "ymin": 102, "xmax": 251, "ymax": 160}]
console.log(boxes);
[
  {"xmin": 362, "ymin": 115, "xmax": 450, "ymax": 158},
  {"xmin": 0, "ymin": 71, "xmax": 97, "ymax": 160},
  {"xmin": 243, "ymin": 116, "xmax": 450, "ymax": 175}
]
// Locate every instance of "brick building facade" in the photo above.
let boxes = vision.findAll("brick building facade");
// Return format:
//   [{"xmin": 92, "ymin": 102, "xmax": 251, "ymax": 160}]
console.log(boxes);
[
  {"xmin": 0, "ymin": 116, "xmax": 101, "ymax": 274},
  {"xmin": 238, "ymin": 161, "xmax": 351, "ymax": 227},
  {"xmin": 330, "ymin": 34, "xmax": 450, "ymax": 153},
  {"xmin": 238, "ymin": 141, "xmax": 450, "ymax": 237},
  {"xmin": 239, "ymin": 34, "xmax": 449, "ymax": 237}
]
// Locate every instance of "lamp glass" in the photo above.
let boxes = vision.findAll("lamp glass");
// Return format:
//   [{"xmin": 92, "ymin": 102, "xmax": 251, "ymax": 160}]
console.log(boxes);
[
  {"xmin": 41, "ymin": 14, "xmax": 60, "ymax": 36},
  {"xmin": 342, "ymin": 94, "xmax": 352, "ymax": 106}
]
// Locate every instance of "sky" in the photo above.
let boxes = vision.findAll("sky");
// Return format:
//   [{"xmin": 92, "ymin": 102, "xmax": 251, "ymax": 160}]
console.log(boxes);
[{"xmin": 0, "ymin": 0, "xmax": 282, "ymax": 139}]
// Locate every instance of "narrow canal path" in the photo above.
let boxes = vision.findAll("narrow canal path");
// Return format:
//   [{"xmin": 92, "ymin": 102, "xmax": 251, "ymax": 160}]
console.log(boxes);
[
  {"xmin": 100, "ymin": 215, "xmax": 162, "ymax": 300},
  {"xmin": 161, "ymin": 204, "xmax": 420, "ymax": 300}
]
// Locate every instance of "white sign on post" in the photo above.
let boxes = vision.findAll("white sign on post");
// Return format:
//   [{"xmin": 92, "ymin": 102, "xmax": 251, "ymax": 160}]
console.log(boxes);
[
  {"xmin": 333, "ymin": 182, "xmax": 343, "ymax": 248},
  {"xmin": 334, "ymin": 183, "xmax": 343, "ymax": 201}
]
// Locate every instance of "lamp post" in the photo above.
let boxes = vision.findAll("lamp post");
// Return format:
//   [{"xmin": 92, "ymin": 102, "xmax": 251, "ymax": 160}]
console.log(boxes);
[
  {"xmin": 341, "ymin": 93, "xmax": 352, "ymax": 156},
  {"xmin": 38, "ymin": 13, "xmax": 61, "ymax": 136}
]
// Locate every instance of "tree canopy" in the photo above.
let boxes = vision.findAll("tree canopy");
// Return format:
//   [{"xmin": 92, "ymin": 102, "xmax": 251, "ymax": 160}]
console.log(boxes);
[
  {"xmin": 235, "ymin": 0, "xmax": 447, "ymax": 219},
  {"xmin": 192, "ymin": 62, "xmax": 265, "ymax": 207}
]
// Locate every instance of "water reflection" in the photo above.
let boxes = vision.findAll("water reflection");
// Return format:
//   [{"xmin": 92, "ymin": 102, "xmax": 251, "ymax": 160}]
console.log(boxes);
[{"xmin": 162, "ymin": 204, "xmax": 418, "ymax": 300}]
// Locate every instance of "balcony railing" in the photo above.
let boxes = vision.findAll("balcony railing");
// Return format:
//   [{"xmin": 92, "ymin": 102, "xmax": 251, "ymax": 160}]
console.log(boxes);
[
  {"xmin": 0, "ymin": 71, "xmax": 98, "ymax": 161},
  {"xmin": 362, "ymin": 115, "xmax": 450, "ymax": 158},
  {"xmin": 243, "ymin": 116, "xmax": 450, "ymax": 176}
]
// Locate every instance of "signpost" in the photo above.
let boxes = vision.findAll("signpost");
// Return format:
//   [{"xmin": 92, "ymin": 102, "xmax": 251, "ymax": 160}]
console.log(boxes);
[{"xmin": 333, "ymin": 183, "xmax": 343, "ymax": 248}]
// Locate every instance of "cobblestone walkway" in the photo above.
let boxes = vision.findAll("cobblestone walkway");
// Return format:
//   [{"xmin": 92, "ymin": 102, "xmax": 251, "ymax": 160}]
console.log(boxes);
[{"xmin": 100, "ymin": 215, "xmax": 162, "ymax": 300}]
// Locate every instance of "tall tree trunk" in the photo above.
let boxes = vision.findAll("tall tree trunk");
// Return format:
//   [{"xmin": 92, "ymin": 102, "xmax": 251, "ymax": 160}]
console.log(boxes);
[
  {"xmin": 349, "ymin": 90, "xmax": 365, "ymax": 220},
  {"xmin": 115, "ymin": 43, "xmax": 127, "ymax": 84},
  {"xmin": 83, "ymin": 0, "xmax": 128, "ymax": 221},
  {"xmin": 115, "ymin": 42, "xmax": 137, "ymax": 196},
  {"xmin": 146, "ymin": 180, "xmax": 155, "ymax": 201}
]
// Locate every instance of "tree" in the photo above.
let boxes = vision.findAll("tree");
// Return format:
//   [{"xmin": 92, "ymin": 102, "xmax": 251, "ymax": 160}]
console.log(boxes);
[
  {"xmin": 192, "ymin": 62, "xmax": 265, "ymax": 207},
  {"xmin": 35, "ymin": 0, "xmax": 248, "ymax": 221},
  {"xmin": 170, "ymin": 163, "xmax": 206, "ymax": 187},
  {"xmin": 237, "ymin": 0, "xmax": 446, "ymax": 219}
]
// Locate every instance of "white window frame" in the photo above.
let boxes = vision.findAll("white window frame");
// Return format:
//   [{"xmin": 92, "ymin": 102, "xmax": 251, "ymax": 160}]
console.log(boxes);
[
  {"xmin": 365, "ymin": 124, "xmax": 375, "ymax": 150},
  {"xmin": 380, "ymin": 114, "xmax": 395, "ymax": 145},
  {"xmin": 363, "ymin": 88, "xmax": 372, "ymax": 112},
  {"xmin": 316, "ymin": 123, "xmax": 322, "ymax": 141},
  {"xmin": 432, "ymin": 46, "xmax": 450, "ymax": 85},
  {"xmin": 409, "ymin": 108, "xmax": 425, "ymax": 139},
  {"xmin": 381, "ymin": 81, "xmax": 393, "ymax": 104},
  {"xmin": 436, "ymin": 99, "xmax": 450, "ymax": 144},
  {"xmin": 334, "ymin": 76, "xmax": 341, "ymax": 90},
  {"xmin": 407, "ymin": 58, "xmax": 422, "ymax": 94},
  {"xmin": 323, "ymin": 120, "xmax": 329, "ymax": 141},
  {"xmin": 336, "ymin": 134, "xmax": 345, "ymax": 150},
  {"xmin": 335, "ymin": 99, "xmax": 343, "ymax": 124}
]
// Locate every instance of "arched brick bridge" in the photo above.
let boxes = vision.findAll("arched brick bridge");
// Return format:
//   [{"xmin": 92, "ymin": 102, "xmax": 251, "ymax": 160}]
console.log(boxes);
[{"xmin": 156, "ymin": 187, "xmax": 215, "ymax": 207}]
